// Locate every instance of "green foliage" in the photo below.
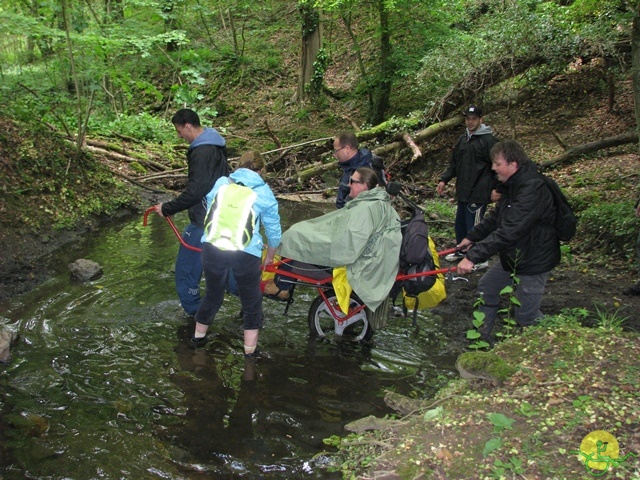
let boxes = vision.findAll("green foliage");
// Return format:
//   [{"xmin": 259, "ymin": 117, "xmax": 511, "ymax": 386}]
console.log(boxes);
[
  {"xmin": 577, "ymin": 200, "xmax": 638, "ymax": 259},
  {"xmin": 467, "ymin": 296, "xmax": 490, "ymax": 350},
  {"xmin": 487, "ymin": 413, "xmax": 515, "ymax": 433},
  {"xmin": 295, "ymin": 108, "xmax": 311, "ymax": 121},
  {"xmin": 483, "ymin": 437, "xmax": 502, "ymax": 458},
  {"xmin": 517, "ymin": 401, "xmax": 538, "ymax": 418},
  {"xmin": 591, "ymin": 303, "xmax": 629, "ymax": 331},
  {"xmin": 414, "ymin": 0, "xmax": 628, "ymax": 111},
  {"xmin": 491, "ymin": 456, "xmax": 525, "ymax": 477},
  {"xmin": 467, "ymin": 271, "xmax": 522, "ymax": 349},
  {"xmin": 421, "ymin": 198, "xmax": 456, "ymax": 238},
  {"xmin": 484, "ymin": 413, "xmax": 519, "ymax": 475},
  {"xmin": 495, "ymin": 275, "xmax": 520, "ymax": 342},
  {"xmin": 539, "ymin": 307, "xmax": 589, "ymax": 328},
  {"xmin": 310, "ymin": 48, "xmax": 328, "ymax": 95},
  {"xmin": 92, "ymin": 112, "xmax": 176, "ymax": 142},
  {"xmin": 559, "ymin": 244, "xmax": 573, "ymax": 264}
]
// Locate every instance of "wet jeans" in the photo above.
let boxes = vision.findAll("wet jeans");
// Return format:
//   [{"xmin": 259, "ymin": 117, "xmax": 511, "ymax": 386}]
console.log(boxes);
[
  {"xmin": 195, "ymin": 243, "xmax": 263, "ymax": 331},
  {"xmin": 175, "ymin": 223, "xmax": 204, "ymax": 316},
  {"xmin": 477, "ymin": 262, "xmax": 549, "ymax": 336}
]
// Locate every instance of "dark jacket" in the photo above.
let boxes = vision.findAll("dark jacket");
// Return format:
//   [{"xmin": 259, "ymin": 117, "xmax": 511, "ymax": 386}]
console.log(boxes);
[
  {"xmin": 439, "ymin": 125, "xmax": 499, "ymax": 204},
  {"xmin": 465, "ymin": 162, "xmax": 561, "ymax": 275},
  {"xmin": 336, "ymin": 148, "xmax": 376, "ymax": 209},
  {"xmin": 161, "ymin": 128, "xmax": 229, "ymax": 228}
]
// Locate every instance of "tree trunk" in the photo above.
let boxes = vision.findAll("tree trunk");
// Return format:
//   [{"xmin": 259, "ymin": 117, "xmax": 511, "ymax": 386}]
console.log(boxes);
[
  {"xmin": 162, "ymin": 0, "xmax": 179, "ymax": 52},
  {"xmin": 297, "ymin": 3, "xmax": 323, "ymax": 102},
  {"xmin": 632, "ymin": 4, "xmax": 640, "ymax": 156},
  {"xmin": 229, "ymin": 9, "xmax": 240, "ymax": 56},
  {"xmin": 368, "ymin": 0, "xmax": 391, "ymax": 125},
  {"xmin": 61, "ymin": 0, "xmax": 85, "ymax": 160},
  {"xmin": 341, "ymin": 12, "xmax": 371, "ymax": 108},
  {"xmin": 539, "ymin": 132, "xmax": 638, "ymax": 170},
  {"xmin": 284, "ymin": 160, "xmax": 337, "ymax": 184}
]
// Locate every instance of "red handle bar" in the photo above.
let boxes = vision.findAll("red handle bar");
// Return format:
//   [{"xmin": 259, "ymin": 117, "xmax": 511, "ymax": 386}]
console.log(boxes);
[
  {"xmin": 143, "ymin": 206, "xmax": 463, "ymax": 265},
  {"xmin": 143, "ymin": 207, "xmax": 203, "ymax": 253}
]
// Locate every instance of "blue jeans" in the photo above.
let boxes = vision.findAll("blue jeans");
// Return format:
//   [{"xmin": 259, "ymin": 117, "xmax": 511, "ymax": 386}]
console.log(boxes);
[
  {"xmin": 195, "ymin": 243, "xmax": 263, "ymax": 331},
  {"xmin": 477, "ymin": 262, "xmax": 549, "ymax": 336},
  {"xmin": 175, "ymin": 223, "xmax": 204, "ymax": 316},
  {"xmin": 455, "ymin": 202, "xmax": 487, "ymax": 244}
]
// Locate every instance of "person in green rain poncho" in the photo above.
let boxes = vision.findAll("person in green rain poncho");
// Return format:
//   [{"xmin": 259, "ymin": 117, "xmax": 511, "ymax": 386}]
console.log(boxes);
[{"xmin": 279, "ymin": 167, "xmax": 401, "ymax": 311}]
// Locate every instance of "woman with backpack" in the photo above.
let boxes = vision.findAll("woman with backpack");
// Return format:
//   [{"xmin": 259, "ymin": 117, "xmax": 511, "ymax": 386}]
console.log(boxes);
[{"xmin": 190, "ymin": 151, "xmax": 282, "ymax": 357}]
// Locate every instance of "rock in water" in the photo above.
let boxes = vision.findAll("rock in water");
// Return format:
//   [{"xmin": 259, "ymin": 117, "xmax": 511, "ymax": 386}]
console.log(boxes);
[
  {"xmin": 68, "ymin": 259, "xmax": 103, "ymax": 282},
  {"xmin": 0, "ymin": 328, "xmax": 18, "ymax": 364}
]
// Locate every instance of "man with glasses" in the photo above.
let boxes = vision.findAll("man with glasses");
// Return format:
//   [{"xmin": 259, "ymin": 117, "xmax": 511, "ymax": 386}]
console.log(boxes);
[{"xmin": 333, "ymin": 132, "xmax": 386, "ymax": 209}]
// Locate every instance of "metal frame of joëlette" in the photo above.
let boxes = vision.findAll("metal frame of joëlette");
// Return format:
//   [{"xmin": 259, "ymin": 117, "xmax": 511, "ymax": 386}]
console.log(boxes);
[
  {"xmin": 261, "ymin": 249, "xmax": 458, "ymax": 322},
  {"xmin": 144, "ymin": 206, "xmax": 460, "ymax": 325}
]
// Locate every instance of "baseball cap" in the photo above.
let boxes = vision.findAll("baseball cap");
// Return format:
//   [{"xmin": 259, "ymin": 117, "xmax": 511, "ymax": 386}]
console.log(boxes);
[{"xmin": 464, "ymin": 105, "xmax": 483, "ymax": 117}]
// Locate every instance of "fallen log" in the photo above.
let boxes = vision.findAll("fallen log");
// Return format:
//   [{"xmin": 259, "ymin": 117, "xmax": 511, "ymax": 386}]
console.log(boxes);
[
  {"xmin": 356, "ymin": 113, "xmax": 423, "ymax": 143},
  {"xmin": 539, "ymin": 131, "xmax": 638, "ymax": 170},
  {"xmin": 372, "ymin": 116, "xmax": 463, "ymax": 157},
  {"xmin": 284, "ymin": 160, "xmax": 337, "ymax": 184},
  {"xmin": 138, "ymin": 167, "xmax": 187, "ymax": 180},
  {"xmin": 280, "ymin": 116, "xmax": 463, "ymax": 183},
  {"xmin": 109, "ymin": 169, "xmax": 165, "ymax": 193},
  {"xmin": 84, "ymin": 145, "xmax": 168, "ymax": 171}
]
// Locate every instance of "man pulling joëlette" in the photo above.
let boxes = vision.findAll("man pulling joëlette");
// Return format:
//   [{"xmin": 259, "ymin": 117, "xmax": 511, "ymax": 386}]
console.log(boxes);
[{"xmin": 455, "ymin": 140, "xmax": 561, "ymax": 341}]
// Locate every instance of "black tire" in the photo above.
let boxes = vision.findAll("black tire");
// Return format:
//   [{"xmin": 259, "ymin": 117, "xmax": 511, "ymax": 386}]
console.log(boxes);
[{"xmin": 307, "ymin": 290, "xmax": 373, "ymax": 342}]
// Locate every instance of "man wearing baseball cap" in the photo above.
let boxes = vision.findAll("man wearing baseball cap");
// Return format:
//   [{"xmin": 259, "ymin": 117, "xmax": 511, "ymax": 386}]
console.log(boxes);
[{"xmin": 437, "ymin": 105, "xmax": 499, "ymax": 268}]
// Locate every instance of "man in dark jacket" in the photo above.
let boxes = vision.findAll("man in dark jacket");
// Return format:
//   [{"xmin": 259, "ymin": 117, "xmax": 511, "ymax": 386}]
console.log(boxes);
[
  {"xmin": 153, "ymin": 109, "xmax": 229, "ymax": 316},
  {"xmin": 333, "ymin": 132, "xmax": 386, "ymax": 209},
  {"xmin": 437, "ymin": 106, "xmax": 499, "ymax": 265},
  {"xmin": 455, "ymin": 140, "xmax": 560, "ymax": 340}
]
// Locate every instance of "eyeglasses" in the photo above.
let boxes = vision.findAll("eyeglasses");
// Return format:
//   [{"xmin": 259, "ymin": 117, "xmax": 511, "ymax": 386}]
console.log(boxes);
[
  {"xmin": 334, "ymin": 145, "xmax": 346, "ymax": 154},
  {"xmin": 349, "ymin": 177, "xmax": 364, "ymax": 185}
]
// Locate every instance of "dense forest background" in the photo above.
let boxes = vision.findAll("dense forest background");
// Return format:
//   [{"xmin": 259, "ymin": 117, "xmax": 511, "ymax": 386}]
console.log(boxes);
[
  {"xmin": 0, "ymin": 0, "xmax": 639, "ymax": 260},
  {"xmin": 2, "ymin": 0, "xmax": 637, "ymax": 140}
]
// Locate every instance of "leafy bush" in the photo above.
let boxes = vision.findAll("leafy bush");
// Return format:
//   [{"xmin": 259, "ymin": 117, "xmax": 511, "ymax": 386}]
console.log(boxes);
[
  {"xmin": 93, "ymin": 112, "xmax": 176, "ymax": 143},
  {"xmin": 577, "ymin": 200, "xmax": 639, "ymax": 260}
]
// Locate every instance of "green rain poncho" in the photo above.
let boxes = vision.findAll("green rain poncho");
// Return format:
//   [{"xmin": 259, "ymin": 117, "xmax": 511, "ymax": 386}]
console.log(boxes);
[{"xmin": 279, "ymin": 187, "xmax": 402, "ymax": 310}]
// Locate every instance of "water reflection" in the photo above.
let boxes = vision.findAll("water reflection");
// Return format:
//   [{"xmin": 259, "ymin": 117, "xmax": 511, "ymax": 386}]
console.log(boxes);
[{"xmin": 0, "ymin": 200, "xmax": 458, "ymax": 479}]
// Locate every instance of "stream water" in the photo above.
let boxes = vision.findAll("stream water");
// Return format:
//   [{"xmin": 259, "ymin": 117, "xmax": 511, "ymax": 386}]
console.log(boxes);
[{"xmin": 0, "ymin": 201, "xmax": 460, "ymax": 480}]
